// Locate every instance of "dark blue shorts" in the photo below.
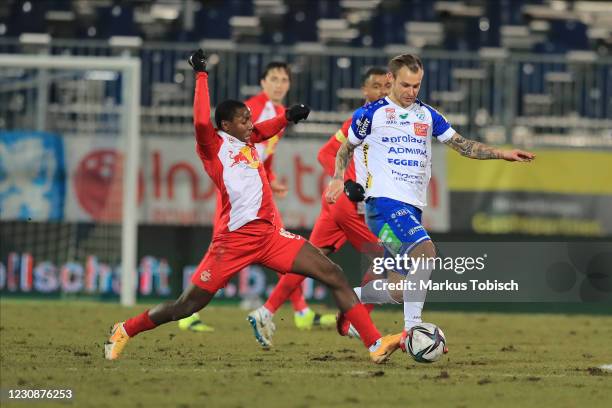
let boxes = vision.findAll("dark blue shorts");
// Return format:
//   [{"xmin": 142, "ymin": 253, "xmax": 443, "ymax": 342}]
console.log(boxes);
[{"xmin": 365, "ymin": 197, "xmax": 431, "ymax": 274}]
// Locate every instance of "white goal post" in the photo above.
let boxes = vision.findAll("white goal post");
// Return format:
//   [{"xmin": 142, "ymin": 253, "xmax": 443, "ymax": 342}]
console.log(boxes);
[{"xmin": 0, "ymin": 54, "xmax": 141, "ymax": 306}]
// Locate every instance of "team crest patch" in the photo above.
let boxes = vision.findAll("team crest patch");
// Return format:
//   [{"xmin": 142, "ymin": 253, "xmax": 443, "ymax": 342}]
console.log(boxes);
[
  {"xmin": 416, "ymin": 111, "xmax": 426, "ymax": 121},
  {"xmin": 200, "ymin": 270, "xmax": 211, "ymax": 282},
  {"xmin": 385, "ymin": 108, "xmax": 396, "ymax": 121},
  {"xmin": 414, "ymin": 123, "xmax": 429, "ymax": 137}
]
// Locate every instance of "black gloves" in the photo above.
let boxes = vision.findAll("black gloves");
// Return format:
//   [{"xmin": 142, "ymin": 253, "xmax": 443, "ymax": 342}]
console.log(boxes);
[
  {"xmin": 344, "ymin": 179, "xmax": 365, "ymax": 202},
  {"xmin": 188, "ymin": 49, "xmax": 208, "ymax": 72},
  {"xmin": 285, "ymin": 104, "xmax": 310, "ymax": 124}
]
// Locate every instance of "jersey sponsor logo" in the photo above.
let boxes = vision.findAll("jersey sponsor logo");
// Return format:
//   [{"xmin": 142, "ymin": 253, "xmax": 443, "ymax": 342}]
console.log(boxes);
[
  {"xmin": 357, "ymin": 118, "xmax": 370, "ymax": 137},
  {"xmin": 414, "ymin": 123, "xmax": 429, "ymax": 137},
  {"xmin": 399, "ymin": 113, "xmax": 409, "ymax": 120},
  {"xmin": 381, "ymin": 135, "xmax": 426, "ymax": 145},
  {"xmin": 385, "ymin": 108, "xmax": 396, "ymax": 121},
  {"xmin": 408, "ymin": 225, "xmax": 425, "ymax": 235},
  {"xmin": 279, "ymin": 228, "xmax": 300, "ymax": 240},
  {"xmin": 387, "ymin": 146, "xmax": 427, "ymax": 156},
  {"xmin": 391, "ymin": 169, "xmax": 421, "ymax": 180},
  {"xmin": 387, "ymin": 158, "xmax": 425, "ymax": 167},
  {"xmin": 229, "ymin": 146, "xmax": 260, "ymax": 169}
]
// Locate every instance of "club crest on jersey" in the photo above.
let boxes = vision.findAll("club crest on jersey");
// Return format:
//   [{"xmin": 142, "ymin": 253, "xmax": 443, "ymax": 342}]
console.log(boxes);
[
  {"xmin": 416, "ymin": 111, "xmax": 426, "ymax": 121},
  {"xmin": 229, "ymin": 146, "xmax": 260, "ymax": 169},
  {"xmin": 200, "ymin": 270, "xmax": 211, "ymax": 282},
  {"xmin": 414, "ymin": 123, "xmax": 429, "ymax": 137},
  {"xmin": 385, "ymin": 108, "xmax": 396, "ymax": 121}
]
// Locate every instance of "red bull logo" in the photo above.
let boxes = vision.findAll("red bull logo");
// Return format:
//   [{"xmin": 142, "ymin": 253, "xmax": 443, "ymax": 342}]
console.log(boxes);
[{"xmin": 229, "ymin": 146, "xmax": 260, "ymax": 169}]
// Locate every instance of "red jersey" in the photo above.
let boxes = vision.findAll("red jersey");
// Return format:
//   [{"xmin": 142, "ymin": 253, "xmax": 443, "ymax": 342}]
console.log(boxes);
[
  {"xmin": 245, "ymin": 91, "xmax": 286, "ymax": 182},
  {"xmin": 317, "ymin": 117, "xmax": 356, "ymax": 181},
  {"xmin": 193, "ymin": 72, "xmax": 288, "ymax": 233}
]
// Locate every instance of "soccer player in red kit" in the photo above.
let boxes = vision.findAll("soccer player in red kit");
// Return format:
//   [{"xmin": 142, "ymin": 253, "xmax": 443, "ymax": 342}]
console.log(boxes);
[
  {"xmin": 105, "ymin": 50, "xmax": 401, "ymax": 364},
  {"xmin": 179, "ymin": 62, "xmax": 334, "ymax": 333},
  {"xmin": 248, "ymin": 67, "xmax": 399, "ymax": 344}
]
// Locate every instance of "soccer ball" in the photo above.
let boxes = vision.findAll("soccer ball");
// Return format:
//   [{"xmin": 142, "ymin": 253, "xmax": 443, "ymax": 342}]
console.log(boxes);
[{"xmin": 405, "ymin": 323, "xmax": 447, "ymax": 363}]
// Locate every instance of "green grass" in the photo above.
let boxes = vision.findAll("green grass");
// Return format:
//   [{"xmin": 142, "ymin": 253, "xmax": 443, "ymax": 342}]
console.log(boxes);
[{"xmin": 1, "ymin": 299, "xmax": 611, "ymax": 408}]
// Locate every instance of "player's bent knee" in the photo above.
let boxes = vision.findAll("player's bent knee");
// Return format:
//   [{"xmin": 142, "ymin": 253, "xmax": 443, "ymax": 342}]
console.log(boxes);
[{"xmin": 412, "ymin": 240, "xmax": 436, "ymax": 259}]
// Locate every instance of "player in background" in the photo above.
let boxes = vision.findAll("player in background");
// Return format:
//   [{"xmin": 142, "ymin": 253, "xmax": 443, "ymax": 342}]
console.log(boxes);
[
  {"xmin": 326, "ymin": 53, "xmax": 535, "ymax": 350},
  {"xmin": 248, "ymin": 67, "xmax": 402, "ymax": 345},
  {"xmin": 105, "ymin": 50, "xmax": 401, "ymax": 364},
  {"xmin": 179, "ymin": 62, "xmax": 334, "ymax": 332}
]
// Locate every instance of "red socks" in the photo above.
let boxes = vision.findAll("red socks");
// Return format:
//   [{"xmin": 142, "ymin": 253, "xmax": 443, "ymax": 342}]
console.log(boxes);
[
  {"xmin": 288, "ymin": 284, "xmax": 308, "ymax": 311},
  {"xmin": 365, "ymin": 304, "xmax": 375, "ymax": 313},
  {"xmin": 123, "ymin": 310, "xmax": 157, "ymax": 337},
  {"xmin": 345, "ymin": 303, "xmax": 381, "ymax": 348},
  {"xmin": 264, "ymin": 273, "xmax": 307, "ymax": 313}
]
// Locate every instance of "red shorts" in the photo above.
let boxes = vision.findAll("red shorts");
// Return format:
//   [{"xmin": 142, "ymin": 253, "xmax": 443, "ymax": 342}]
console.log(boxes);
[
  {"xmin": 309, "ymin": 193, "xmax": 378, "ymax": 253},
  {"xmin": 192, "ymin": 220, "xmax": 305, "ymax": 292}
]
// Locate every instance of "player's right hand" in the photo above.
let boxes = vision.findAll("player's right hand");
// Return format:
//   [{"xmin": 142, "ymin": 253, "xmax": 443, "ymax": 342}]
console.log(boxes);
[
  {"xmin": 325, "ymin": 178, "xmax": 344, "ymax": 204},
  {"xmin": 285, "ymin": 104, "xmax": 310, "ymax": 124},
  {"xmin": 188, "ymin": 49, "xmax": 208, "ymax": 72},
  {"xmin": 343, "ymin": 179, "xmax": 365, "ymax": 202}
]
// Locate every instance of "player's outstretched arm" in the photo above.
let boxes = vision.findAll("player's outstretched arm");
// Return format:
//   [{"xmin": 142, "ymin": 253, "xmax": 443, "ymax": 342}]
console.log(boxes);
[
  {"xmin": 250, "ymin": 103, "xmax": 310, "ymax": 143},
  {"xmin": 190, "ymin": 49, "xmax": 217, "ymax": 157},
  {"xmin": 325, "ymin": 140, "xmax": 357, "ymax": 203},
  {"xmin": 444, "ymin": 133, "xmax": 536, "ymax": 162}
]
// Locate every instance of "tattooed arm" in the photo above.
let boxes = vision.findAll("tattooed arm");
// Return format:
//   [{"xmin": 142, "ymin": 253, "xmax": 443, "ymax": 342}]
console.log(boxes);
[
  {"xmin": 333, "ymin": 140, "xmax": 357, "ymax": 180},
  {"xmin": 325, "ymin": 140, "xmax": 357, "ymax": 203},
  {"xmin": 445, "ymin": 133, "xmax": 535, "ymax": 162}
]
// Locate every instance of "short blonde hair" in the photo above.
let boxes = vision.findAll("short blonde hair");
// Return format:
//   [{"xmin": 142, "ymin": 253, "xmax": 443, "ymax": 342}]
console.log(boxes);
[{"xmin": 388, "ymin": 54, "xmax": 423, "ymax": 76}]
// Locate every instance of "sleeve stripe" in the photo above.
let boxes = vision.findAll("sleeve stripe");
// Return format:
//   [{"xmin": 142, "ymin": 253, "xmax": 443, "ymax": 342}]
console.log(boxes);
[
  {"xmin": 436, "ymin": 127, "xmax": 456, "ymax": 143},
  {"xmin": 334, "ymin": 129, "xmax": 347, "ymax": 143},
  {"xmin": 347, "ymin": 127, "xmax": 362, "ymax": 146}
]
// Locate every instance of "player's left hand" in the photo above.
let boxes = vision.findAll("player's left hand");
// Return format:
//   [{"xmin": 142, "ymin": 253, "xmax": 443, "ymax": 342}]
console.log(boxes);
[
  {"xmin": 285, "ymin": 104, "xmax": 310, "ymax": 124},
  {"xmin": 270, "ymin": 179, "xmax": 289, "ymax": 198},
  {"xmin": 344, "ymin": 179, "xmax": 365, "ymax": 202},
  {"xmin": 325, "ymin": 178, "xmax": 344, "ymax": 204},
  {"xmin": 501, "ymin": 149, "xmax": 536, "ymax": 162},
  {"xmin": 188, "ymin": 49, "xmax": 208, "ymax": 72}
]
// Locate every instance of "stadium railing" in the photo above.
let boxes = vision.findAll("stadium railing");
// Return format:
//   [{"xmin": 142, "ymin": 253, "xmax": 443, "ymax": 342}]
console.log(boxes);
[{"xmin": 0, "ymin": 37, "xmax": 610, "ymax": 148}]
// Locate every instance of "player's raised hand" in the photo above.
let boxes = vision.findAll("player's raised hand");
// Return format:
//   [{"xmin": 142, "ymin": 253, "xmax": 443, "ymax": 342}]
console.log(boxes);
[
  {"xmin": 285, "ymin": 104, "xmax": 310, "ymax": 124},
  {"xmin": 325, "ymin": 178, "xmax": 344, "ymax": 204},
  {"xmin": 188, "ymin": 49, "xmax": 208, "ymax": 72},
  {"xmin": 501, "ymin": 149, "xmax": 536, "ymax": 162}
]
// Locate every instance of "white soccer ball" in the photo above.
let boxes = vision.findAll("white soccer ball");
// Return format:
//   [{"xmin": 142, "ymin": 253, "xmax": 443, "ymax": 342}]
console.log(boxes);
[{"xmin": 405, "ymin": 323, "xmax": 447, "ymax": 363}]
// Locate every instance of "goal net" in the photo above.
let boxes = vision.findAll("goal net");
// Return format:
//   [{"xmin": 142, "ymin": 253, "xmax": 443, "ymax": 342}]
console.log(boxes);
[{"xmin": 0, "ymin": 54, "xmax": 140, "ymax": 305}]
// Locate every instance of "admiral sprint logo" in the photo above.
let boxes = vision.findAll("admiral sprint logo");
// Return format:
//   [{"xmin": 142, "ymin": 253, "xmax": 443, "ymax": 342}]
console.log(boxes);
[{"xmin": 229, "ymin": 146, "xmax": 260, "ymax": 169}]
